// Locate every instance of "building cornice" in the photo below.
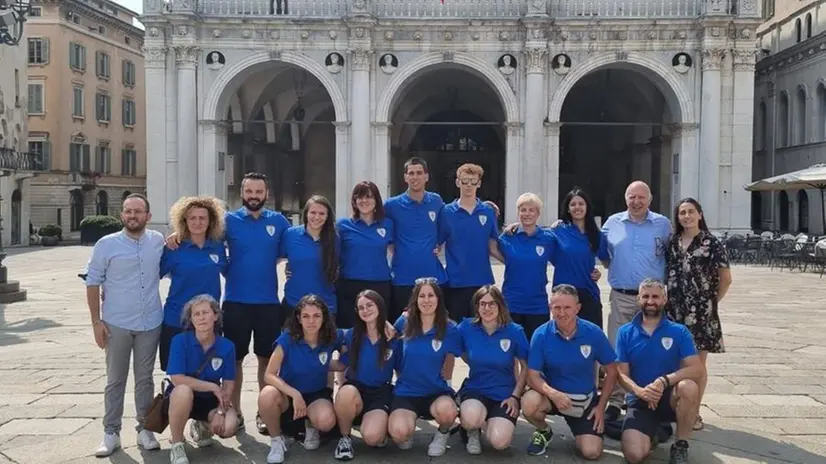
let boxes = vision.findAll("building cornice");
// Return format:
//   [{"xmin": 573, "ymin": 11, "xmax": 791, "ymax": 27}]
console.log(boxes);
[
  {"xmin": 34, "ymin": 0, "xmax": 145, "ymax": 40},
  {"xmin": 756, "ymin": 30, "xmax": 826, "ymax": 77}
]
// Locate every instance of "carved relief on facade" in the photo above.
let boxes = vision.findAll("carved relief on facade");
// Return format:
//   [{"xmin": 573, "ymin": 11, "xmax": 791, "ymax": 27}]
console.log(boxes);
[
  {"xmin": 523, "ymin": 48, "xmax": 546, "ymax": 74},
  {"xmin": 701, "ymin": 48, "xmax": 726, "ymax": 70},
  {"xmin": 349, "ymin": 49, "xmax": 373, "ymax": 71},
  {"xmin": 326, "ymin": 53, "xmax": 345, "ymax": 73}
]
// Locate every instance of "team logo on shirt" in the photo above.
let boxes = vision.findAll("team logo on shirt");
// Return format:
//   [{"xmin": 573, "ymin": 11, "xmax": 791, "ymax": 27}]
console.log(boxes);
[
  {"xmin": 431, "ymin": 340, "xmax": 442, "ymax": 352},
  {"xmin": 479, "ymin": 215, "xmax": 487, "ymax": 226},
  {"xmin": 428, "ymin": 211, "xmax": 436, "ymax": 222},
  {"xmin": 318, "ymin": 352, "xmax": 329, "ymax": 365},
  {"xmin": 266, "ymin": 225, "xmax": 276, "ymax": 236},
  {"xmin": 661, "ymin": 337, "xmax": 673, "ymax": 350},
  {"xmin": 536, "ymin": 246, "xmax": 545, "ymax": 256},
  {"xmin": 377, "ymin": 227, "xmax": 386, "ymax": 238},
  {"xmin": 580, "ymin": 345, "xmax": 592, "ymax": 359},
  {"xmin": 500, "ymin": 339, "xmax": 511, "ymax": 352},
  {"xmin": 209, "ymin": 254, "xmax": 219, "ymax": 264},
  {"xmin": 385, "ymin": 349, "xmax": 394, "ymax": 361},
  {"xmin": 211, "ymin": 357, "xmax": 223, "ymax": 371}
]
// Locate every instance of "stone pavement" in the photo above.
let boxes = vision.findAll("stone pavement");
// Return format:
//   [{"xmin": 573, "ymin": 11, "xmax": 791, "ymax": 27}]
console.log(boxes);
[{"xmin": 0, "ymin": 246, "xmax": 825, "ymax": 464}]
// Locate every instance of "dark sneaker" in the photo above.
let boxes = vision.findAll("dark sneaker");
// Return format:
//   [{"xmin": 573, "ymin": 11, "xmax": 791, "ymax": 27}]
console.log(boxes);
[
  {"xmin": 256, "ymin": 412, "xmax": 269, "ymax": 436},
  {"xmin": 334, "ymin": 436, "xmax": 354, "ymax": 461},
  {"xmin": 669, "ymin": 440, "xmax": 689, "ymax": 464},
  {"xmin": 605, "ymin": 405, "xmax": 622, "ymax": 422},
  {"xmin": 237, "ymin": 414, "xmax": 245, "ymax": 432},
  {"xmin": 526, "ymin": 428, "xmax": 553, "ymax": 456}
]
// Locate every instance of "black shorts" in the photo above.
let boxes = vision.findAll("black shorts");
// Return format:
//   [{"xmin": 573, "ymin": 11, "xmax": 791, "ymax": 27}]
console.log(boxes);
[
  {"xmin": 546, "ymin": 395, "xmax": 602, "ymax": 437},
  {"xmin": 390, "ymin": 285, "xmax": 414, "ymax": 323},
  {"xmin": 344, "ymin": 381, "xmax": 393, "ymax": 425},
  {"xmin": 280, "ymin": 387, "xmax": 334, "ymax": 435},
  {"xmin": 221, "ymin": 301, "xmax": 285, "ymax": 360},
  {"xmin": 336, "ymin": 279, "xmax": 392, "ymax": 329},
  {"xmin": 390, "ymin": 392, "xmax": 455, "ymax": 421},
  {"xmin": 576, "ymin": 289, "xmax": 603, "ymax": 329},
  {"xmin": 446, "ymin": 286, "xmax": 479, "ymax": 323},
  {"xmin": 459, "ymin": 390, "xmax": 517, "ymax": 425},
  {"xmin": 159, "ymin": 324, "xmax": 185, "ymax": 372},
  {"xmin": 510, "ymin": 313, "xmax": 548, "ymax": 341},
  {"xmin": 163, "ymin": 389, "xmax": 219, "ymax": 422},
  {"xmin": 622, "ymin": 387, "xmax": 677, "ymax": 438}
]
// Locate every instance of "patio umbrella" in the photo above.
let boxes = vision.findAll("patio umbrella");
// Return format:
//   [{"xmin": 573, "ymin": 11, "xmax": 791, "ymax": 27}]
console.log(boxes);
[{"xmin": 745, "ymin": 164, "xmax": 826, "ymax": 232}]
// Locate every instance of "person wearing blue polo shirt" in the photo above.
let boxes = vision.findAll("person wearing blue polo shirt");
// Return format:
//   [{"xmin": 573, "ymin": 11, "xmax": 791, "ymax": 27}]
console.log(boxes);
[
  {"xmin": 281, "ymin": 195, "xmax": 340, "ymax": 314},
  {"xmin": 439, "ymin": 163, "xmax": 501, "ymax": 322},
  {"xmin": 159, "ymin": 196, "xmax": 228, "ymax": 372},
  {"xmin": 166, "ymin": 295, "xmax": 238, "ymax": 464},
  {"xmin": 616, "ymin": 279, "xmax": 703, "ymax": 464},
  {"xmin": 258, "ymin": 295, "xmax": 346, "ymax": 464},
  {"xmin": 456, "ymin": 285, "xmax": 528, "ymax": 455},
  {"xmin": 384, "ymin": 157, "xmax": 446, "ymax": 322},
  {"xmin": 332, "ymin": 290, "xmax": 402, "ymax": 460},
  {"xmin": 336, "ymin": 181, "xmax": 394, "ymax": 329},
  {"xmin": 521, "ymin": 284, "xmax": 618, "ymax": 459},
  {"xmin": 496, "ymin": 192, "xmax": 556, "ymax": 340},
  {"xmin": 388, "ymin": 278, "xmax": 461, "ymax": 457}
]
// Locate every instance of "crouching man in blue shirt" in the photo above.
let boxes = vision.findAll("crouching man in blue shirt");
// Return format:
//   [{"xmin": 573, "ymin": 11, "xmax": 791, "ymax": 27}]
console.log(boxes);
[{"xmin": 616, "ymin": 278, "xmax": 704, "ymax": 464}]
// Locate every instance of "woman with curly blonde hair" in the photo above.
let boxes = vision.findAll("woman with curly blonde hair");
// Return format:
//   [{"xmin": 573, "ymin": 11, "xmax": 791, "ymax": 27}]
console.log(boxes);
[{"xmin": 159, "ymin": 196, "xmax": 228, "ymax": 373}]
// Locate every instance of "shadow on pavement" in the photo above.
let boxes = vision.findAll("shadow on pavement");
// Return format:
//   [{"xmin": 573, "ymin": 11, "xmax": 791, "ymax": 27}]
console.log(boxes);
[{"xmin": 0, "ymin": 306, "xmax": 62, "ymax": 347}]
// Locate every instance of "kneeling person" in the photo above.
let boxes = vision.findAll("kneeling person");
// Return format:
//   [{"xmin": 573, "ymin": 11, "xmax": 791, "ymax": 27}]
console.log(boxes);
[
  {"xmin": 166, "ymin": 295, "xmax": 239, "ymax": 464},
  {"xmin": 522, "ymin": 284, "xmax": 618, "ymax": 460},
  {"xmin": 616, "ymin": 279, "xmax": 704, "ymax": 464}
]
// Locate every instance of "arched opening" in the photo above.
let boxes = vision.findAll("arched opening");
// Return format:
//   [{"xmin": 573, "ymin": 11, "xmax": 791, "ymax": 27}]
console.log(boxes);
[
  {"xmin": 11, "ymin": 188, "xmax": 21, "ymax": 245},
  {"xmin": 388, "ymin": 67, "xmax": 507, "ymax": 215},
  {"xmin": 796, "ymin": 87, "xmax": 807, "ymax": 145},
  {"xmin": 757, "ymin": 101, "xmax": 767, "ymax": 150},
  {"xmin": 122, "ymin": 190, "xmax": 131, "ymax": 201},
  {"xmin": 817, "ymin": 83, "xmax": 826, "ymax": 141},
  {"xmin": 751, "ymin": 191, "xmax": 762, "ymax": 231},
  {"xmin": 796, "ymin": 18, "xmax": 803, "ymax": 43},
  {"xmin": 96, "ymin": 190, "xmax": 109, "ymax": 216},
  {"xmin": 558, "ymin": 66, "xmax": 679, "ymax": 218},
  {"xmin": 779, "ymin": 190, "xmax": 790, "ymax": 231},
  {"xmin": 70, "ymin": 189, "xmax": 84, "ymax": 231},
  {"xmin": 778, "ymin": 92, "xmax": 790, "ymax": 147},
  {"xmin": 806, "ymin": 13, "xmax": 813, "ymax": 39},
  {"xmin": 798, "ymin": 190, "xmax": 809, "ymax": 233}
]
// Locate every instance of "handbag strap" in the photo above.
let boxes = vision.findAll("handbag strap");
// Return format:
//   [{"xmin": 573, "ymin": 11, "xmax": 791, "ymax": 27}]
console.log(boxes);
[{"xmin": 194, "ymin": 345, "xmax": 218, "ymax": 378}]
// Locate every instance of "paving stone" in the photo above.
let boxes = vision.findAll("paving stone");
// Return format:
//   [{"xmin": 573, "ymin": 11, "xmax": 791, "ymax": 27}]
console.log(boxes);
[
  {"xmin": 701, "ymin": 393, "xmax": 756, "ymax": 405},
  {"xmin": 0, "ymin": 418, "xmax": 91, "ymax": 435},
  {"xmin": 742, "ymin": 395, "xmax": 822, "ymax": 406},
  {"xmin": 707, "ymin": 405, "xmax": 826, "ymax": 418},
  {"xmin": 0, "ymin": 395, "xmax": 45, "ymax": 406},
  {"xmin": 767, "ymin": 385, "xmax": 826, "ymax": 395},
  {"xmin": 764, "ymin": 419, "xmax": 826, "ymax": 435}
]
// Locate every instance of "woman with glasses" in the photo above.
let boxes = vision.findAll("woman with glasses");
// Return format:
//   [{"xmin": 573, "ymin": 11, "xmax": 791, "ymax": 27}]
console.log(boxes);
[
  {"xmin": 456, "ymin": 285, "xmax": 529, "ymax": 455},
  {"xmin": 387, "ymin": 278, "xmax": 462, "ymax": 457}
]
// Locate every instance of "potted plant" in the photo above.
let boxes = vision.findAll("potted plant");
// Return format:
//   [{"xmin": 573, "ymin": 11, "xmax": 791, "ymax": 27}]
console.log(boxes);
[
  {"xmin": 80, "ymin": 215, "xmax": 123, "ymax": 245},
  {"xmin": 38, "ymin": 224, "xmax": 62, "ymax": 246}
]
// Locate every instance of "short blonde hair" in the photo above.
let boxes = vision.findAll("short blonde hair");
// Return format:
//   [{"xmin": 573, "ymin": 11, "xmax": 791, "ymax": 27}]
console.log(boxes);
[
  {"xmin": 169, "ymin": 196, "xmax": 226, "ymax": 242},
  {"xmin": 456, "ymin": 163, "xmax": 484, "ymax": 179},
  {"xmin": 516, "ymin": 192, "xmax": 543, "ymax": 211}
]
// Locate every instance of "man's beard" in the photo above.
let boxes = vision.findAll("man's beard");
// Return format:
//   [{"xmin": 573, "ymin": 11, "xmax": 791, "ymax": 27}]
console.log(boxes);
[
  {"xmin": 642, "ymin": 305, "xmax": 664, "ymax": 319},
  {"xmin": 124, "ymin": 220, "xmax": 146, "ymax": 233},
  {"xmin": 242, "ymin": 197, "xmax": 265, "ymax": 211}
]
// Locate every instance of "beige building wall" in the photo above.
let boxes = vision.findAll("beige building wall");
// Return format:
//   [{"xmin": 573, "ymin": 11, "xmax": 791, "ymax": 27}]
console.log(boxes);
[{"xmin": 27, "ymin": 0, "xmax": 145, "ymax": 237}]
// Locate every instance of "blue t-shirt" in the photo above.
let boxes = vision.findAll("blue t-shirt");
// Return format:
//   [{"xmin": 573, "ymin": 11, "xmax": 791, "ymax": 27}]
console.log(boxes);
[
  {"xmin": 167, "ymin": 331, "xmax": 236, "ymax": 385},
  {"xmin": 160, "ymin": 239, "xmax": 227, "ymax": 328},
  {"xmin": 393, "ymin": 315, "xmax": 462, "ymax": 397},
  {"xmin": 280, "ymin": 225, "xmax": 340, "ymax": 312},
  {"xmin": 341, "ymin": 330, "xmax": 402, "ymax": 388},
  {"xmin": 528, "ymin": 319, "xmax": 616, "ymax": 395},
  {"xmin": 439, "ymin": 200, "xmax": 498, "ymax": 288},
  {"xmin": 498, "ymin": 227, "xmax": 556, "ymax": 315},
  {"xmin": 458, "ymin": 319, "xmax": 529, "ymax": 402},
  {"xmin": 274, "ymin": 330, "xmax": 345, "ymax": 394},
  {"xmin": 336, "ymin": 217, "xmax": 393, "ymax": 282},
  {"xmin": 616, "ymin": 313, "xmax": 697, "ymax": 403},
  {"xmin": 549, "ymin": 223, "xmax": 610, "ymax": 301},
  {"xmin": 385, "ymin": 191, "xmax": 447, "ymax": 285}
]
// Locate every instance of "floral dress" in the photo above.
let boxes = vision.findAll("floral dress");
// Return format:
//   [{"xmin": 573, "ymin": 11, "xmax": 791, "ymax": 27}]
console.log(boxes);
[{"xmin": 665, "ymin": 230, "xmax": 729, "ymax": 353}]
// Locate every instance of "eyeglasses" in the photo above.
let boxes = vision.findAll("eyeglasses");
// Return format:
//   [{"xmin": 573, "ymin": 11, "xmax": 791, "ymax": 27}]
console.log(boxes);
[
  {"xmin": 458, "ymin": 178, "xmax": 480, "ymax": 186},
  {"xmin": 415, "ymin": 277, "xmax": 438, "ymax": 285},
  {"xmin": 478, "ymin": 301, "xmax": 498, "ymax": 308}
]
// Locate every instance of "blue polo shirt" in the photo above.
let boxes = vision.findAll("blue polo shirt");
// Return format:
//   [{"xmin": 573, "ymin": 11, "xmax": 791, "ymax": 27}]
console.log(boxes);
[
  {"xmin": 280, "ymin": 225, "xmax": 340, "ymax": 312},
  {"xmin": 616, "ymin": 313, "xmax": 697, "ymax": 403},
  {"xmin": 549, "ymin": 223, "xmax": 610, "ymax": 301},
  {"xmin": 439, "ymin": 200, "xmax": 498, "ymax": 288},
  {"xmin": 160, "ymin": 239, "xmax": 228, "ymax": 328},
  {"xmin": 458, "ymin": 319, "xmax": 529, "ymax": 402},
  {"xmin": 528, "ymin": 318, "xmax": 616, "ymax": 395},
  {"xmin": 602, "ymin": 211, "xmax": 672, "ymax": 290},
  {"xmin": 393, "ymin": 315, "xmax": 462, "ymax": 397},
  {"xmin": 224, "ymin": 208, "xmax": 291, "ymax": 304},
  {"xmin": 167, "ymin": 331, "xmax": 237, "ymax": 385},
  {"xmin": 498, "ymin": 227, "xmax": 556, "ymax": 315},
  {"xmin": 337, "ymin": 217, "xmax": 393, "ymax": 282},
  {"xmin": 385, "ymin": 191, "xmax": 447, "ymax": 286},
  {"xmin": 341, "ymin": 331, "xmax": 403, "ymax": 388},
  {"xmin": 274, "ymin": 329, "xmax": 345, "ymax": 394}
]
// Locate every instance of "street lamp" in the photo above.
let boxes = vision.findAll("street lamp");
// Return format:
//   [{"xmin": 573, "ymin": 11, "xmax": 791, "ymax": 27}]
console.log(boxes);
[{"xmin": 0, "ymin": 0, "xmax": 31, "ymax": 47}]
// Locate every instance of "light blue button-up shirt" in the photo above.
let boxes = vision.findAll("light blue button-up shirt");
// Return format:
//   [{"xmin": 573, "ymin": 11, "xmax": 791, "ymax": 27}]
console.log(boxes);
[
  {"xmin": 85, "ymin": 229, "xmax": 165, "ymax": 331},
  {"xmin": 602, "ymin": 210, "xmax": 672, "ymax": 290}
]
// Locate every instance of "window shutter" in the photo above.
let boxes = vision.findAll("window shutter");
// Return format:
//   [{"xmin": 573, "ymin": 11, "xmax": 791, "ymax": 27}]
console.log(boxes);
[
  {"xmin": 68, "ymin": 42, "xmax": 73, "ymax": 68},
  {"xmin": 95, "ymin": 146, "xmax": 101, "ymax": 172},
  {"xmin": 122, "ymin": 60, "xmax": 127, "ymax": 84},
  {"xmin": 42, "ymin": 141, "xmax": 51, "ymax": 170},
  {"xmin": 81, "ymin": 46, "xmax": 86, "ymax": 70},
  {"xmin": 43, "ymin": 39, "xmax": 49, "ymax": 64},
  {"xmin": 82, "ymin": 144, "xmax": 91, "ymax": 171},
  {"xmin": 95, "ymin": 51, "xmax": 100, "ymax": 75}
]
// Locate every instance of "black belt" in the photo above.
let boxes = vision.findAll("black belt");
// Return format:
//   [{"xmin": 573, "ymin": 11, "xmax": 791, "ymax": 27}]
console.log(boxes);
[{"xmin": 613, "ymin": 288, "xmax": 639, "ymax": 296}]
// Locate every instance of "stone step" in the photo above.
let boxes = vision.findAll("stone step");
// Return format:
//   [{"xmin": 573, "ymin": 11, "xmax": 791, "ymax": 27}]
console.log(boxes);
[
  {"xmin": 0, "ymin": 280, "xmax": 20, "ymax": 293},
  {"xmin": 0, "ymin": 288, "xmax": 27, "ymax": 304}
]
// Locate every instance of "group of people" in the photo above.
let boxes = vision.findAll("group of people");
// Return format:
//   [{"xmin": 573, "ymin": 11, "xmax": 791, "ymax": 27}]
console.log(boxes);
[{"xmin": 85, "ymin": 156, "xmax": 732, "ymax": 464}]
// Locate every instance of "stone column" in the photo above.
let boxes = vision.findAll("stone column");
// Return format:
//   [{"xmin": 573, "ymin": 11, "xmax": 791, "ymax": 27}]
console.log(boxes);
[
  {"xmin": 504, "ymin": 122, "xmax": 523, "ymax": 224},
  {"xmin": 175, "ymin": 44, "xmax": 199, "ymax": 197},
  {"xmin": 543, "ymin": 121, "xmax": 561, "ymax": 223},
  {"xmin": 199, "ymin": 121, "xmax": 229, "ymax": 198},
  {"xmin": 372, "ymin": 122, "xmax": 391, "ymax": 199},
  {"xmin": 334, "ymin": 121, "xmax": 351, "ymax": 218},
  {"xmin": 699, "ymin": 48, "xmax": 725, "ymax": 227},
  {"xmin": 730, "ymin": 49, "xmax": 757, "ymax": 234},
  {"xmin": 349, "ymin": 48, "xmax": 372, "ymax": 187},
  {"xmin": 523, "ymin": 47, "xmax": 548, "ymax": 218},
  {"xmin": 143, "ymin": 45, "xmax": 168, "ymax": 229},
  {"xmin": 676, "ymin": 123, "xmax": 701, "ymax": 200}
]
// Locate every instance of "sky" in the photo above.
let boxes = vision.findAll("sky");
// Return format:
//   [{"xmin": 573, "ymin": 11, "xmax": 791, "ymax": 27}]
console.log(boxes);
[{"xmin": 113, "ymin": 0, "xmax": 143, "ymax": 14}]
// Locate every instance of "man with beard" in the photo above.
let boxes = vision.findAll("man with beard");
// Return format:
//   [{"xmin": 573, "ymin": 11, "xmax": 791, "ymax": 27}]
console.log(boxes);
[
  {"xmin": 615, "ymin": 279, "xmax": 703, "ymax": 464},
  {"xmin": 85, "ymin": 194, "xmax": 165, "ymax": 457}
]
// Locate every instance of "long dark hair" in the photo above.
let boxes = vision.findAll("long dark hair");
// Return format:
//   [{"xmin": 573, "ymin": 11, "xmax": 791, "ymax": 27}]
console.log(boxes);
[
  {"xmin": 404, "ymin": 279, "xmax": 448, "ymax": 341},
  {"xmin": 673, "ymin": 197, "xmax": 709, "ymax": 235},
  {"xmin": 302, "ymin": 195, "xmax": 339, "ymax": 284},
  {"xmin": 351, "ymin": 181, "xmax": 385, "ymax": 221},
  {"xmin": 349, "ymin": 290, "xmax": 390, "ymax": 373},
  {"xmin": 284, "ymin": 294, "xmax": 338, "ymax": 345},
  {"xmin": 560, "ymin": 187, "xmax": 601, "ymax": 253}
]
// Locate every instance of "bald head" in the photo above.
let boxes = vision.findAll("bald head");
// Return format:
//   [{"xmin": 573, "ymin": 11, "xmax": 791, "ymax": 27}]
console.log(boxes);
[{"xmin": 625, "ymin": 181, "xmax": 652, "ymax": 219}]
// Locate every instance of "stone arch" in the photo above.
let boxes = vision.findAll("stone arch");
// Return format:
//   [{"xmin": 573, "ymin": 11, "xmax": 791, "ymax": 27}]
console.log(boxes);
[
  {"xmin": 547, "ymin": 51, "xmax": 695, "ymax": 124},
  {"xmin": 203, "ymin": 50, "xmax": 347, "ymax": 123},
  {"xmin": 374, "ymin": 52, "xmax": 519, "ymax": 124}
]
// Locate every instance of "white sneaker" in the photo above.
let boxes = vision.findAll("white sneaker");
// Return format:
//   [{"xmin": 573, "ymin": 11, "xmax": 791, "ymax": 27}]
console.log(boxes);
[
  {"xmin": 376, "ymin": 436, "xmax": 388, "ymax": 448},
  {"xmin": 267, "ymin": 436, "xmax": 287, "ymax": 464},
  {"xmin": 189, "ymin": 420, "xmax": 215, "ymax": 447},
  {"xmin": 428, "ymin": 430, "xmax": 450, "ymax": 457},
  {"xmin": 303, "ymin": 424, "xmax": 320, "ymax": 450},
  {"xmin": 169, "ymin": 442, "xmax": 189, "ymax": 464},
  {"xmin": 466, "ymin": 429, "xmax": 482, "ymax": 455},
  {"xmin": 137, "ymin": 429, "xmax": 161, "ymax": 450},
  {"xmin": 94, "ymin": 432, "xmax": 121, "ymax": 457},
  {"xmin": 398, "ymin": 437, "xmax": 414, "ymax": 450}
]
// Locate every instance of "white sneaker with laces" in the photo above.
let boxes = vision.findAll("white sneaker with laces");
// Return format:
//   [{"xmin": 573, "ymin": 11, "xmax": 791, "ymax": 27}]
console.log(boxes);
[
  {"xmin": 94, "ymin": 432, "xmax": 121, "ymax": 457},
  {"xmin": 303, "ymin": 424, "xmax": 321, "ymax": 450},
  {"xmin": 137, "ymin": 429, "xmax": 161, "ymax": 450},
  {"xmin": 189, "ymin": 420, "xmax": 215, "ymax": 447},
  {"xmin": 428, "ymin": 430, "xmax": 450, "ymax": 457},
  {"xmin": 267, "ymin": 435, "xmax": 287, "ymax": 464},
  {"xmin": 169, "ymin": 442, "xmax": 189, "ymax": 464},
  {"xmin": 466, "ymin": 429, "xmax": 482, "ymax": 455},
  {"xmin": 398, "ymin": 437, "xmax": 414, "ymax": 450}
]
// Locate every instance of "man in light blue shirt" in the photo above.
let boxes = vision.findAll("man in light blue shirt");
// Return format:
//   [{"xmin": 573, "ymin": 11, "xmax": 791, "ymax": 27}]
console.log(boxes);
[{"xmin": 85, "ymin": 193, "xmax": 165, "ymax": 457}]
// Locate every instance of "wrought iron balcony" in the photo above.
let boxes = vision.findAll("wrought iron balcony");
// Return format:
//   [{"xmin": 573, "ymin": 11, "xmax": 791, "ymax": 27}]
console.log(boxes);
[{"xmin": 0, "ymin": 147, "xmax": 44, "ymax": 172}]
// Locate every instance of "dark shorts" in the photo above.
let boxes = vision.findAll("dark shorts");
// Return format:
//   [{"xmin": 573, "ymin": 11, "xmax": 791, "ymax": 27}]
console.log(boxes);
[
  {"xmin": 163, "ymin": 388, "xmax": 219, "ymax": 422},
  {"xmin": 391, "ymin": 392, "xmax": 455, "ymax": 421},
  {"xmin": 545, "ymin": 394, "xmax": 603, "ymax": 437},
  {"xmin": 446, "ymin": 286, "xmax": 479, "ymax": 323},
  {"xmin": 281, "ymin": 387, "xmax": 334, "ymax": 435},
  {"xmin": 622, "ymin": 387, "xmax": 677, "ymax": 438},
  {"xmin": 344, "ymin": 381, "xmax": 393, "ymax": 425},
  {"xmin": 576, "ymin": 289, "xmax": 604, "ymax": 329},
  {"xmin": 510, "ymin": 313, "xmax": 548, "ymax": 341},
  {"xmin": 336, "ymin": 279, "xmax": 392, "ymax": 329},
  {"xmin": 221, "ymin": 301, "xmax": 285, "ymax": 360},
  {"xmin": 390, "ymin": 285, "xmax": 414, "ymax": 323},
  {"xmin": 159, "ymin": 324, "xmax": 185, "ymax": 372},
  {"xmin": 459, "ymin": 390, "xmax": 517, "ymax": 425}
]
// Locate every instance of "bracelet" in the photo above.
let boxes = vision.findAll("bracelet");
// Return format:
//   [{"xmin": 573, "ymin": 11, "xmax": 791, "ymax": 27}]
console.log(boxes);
[
  {"xmin": 510, "ymin": 394, "xmax": 521, "ymax": 402},
  {"xmin": 660, "ymin": 376, "xmax": 670, "ymax": 388}
]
